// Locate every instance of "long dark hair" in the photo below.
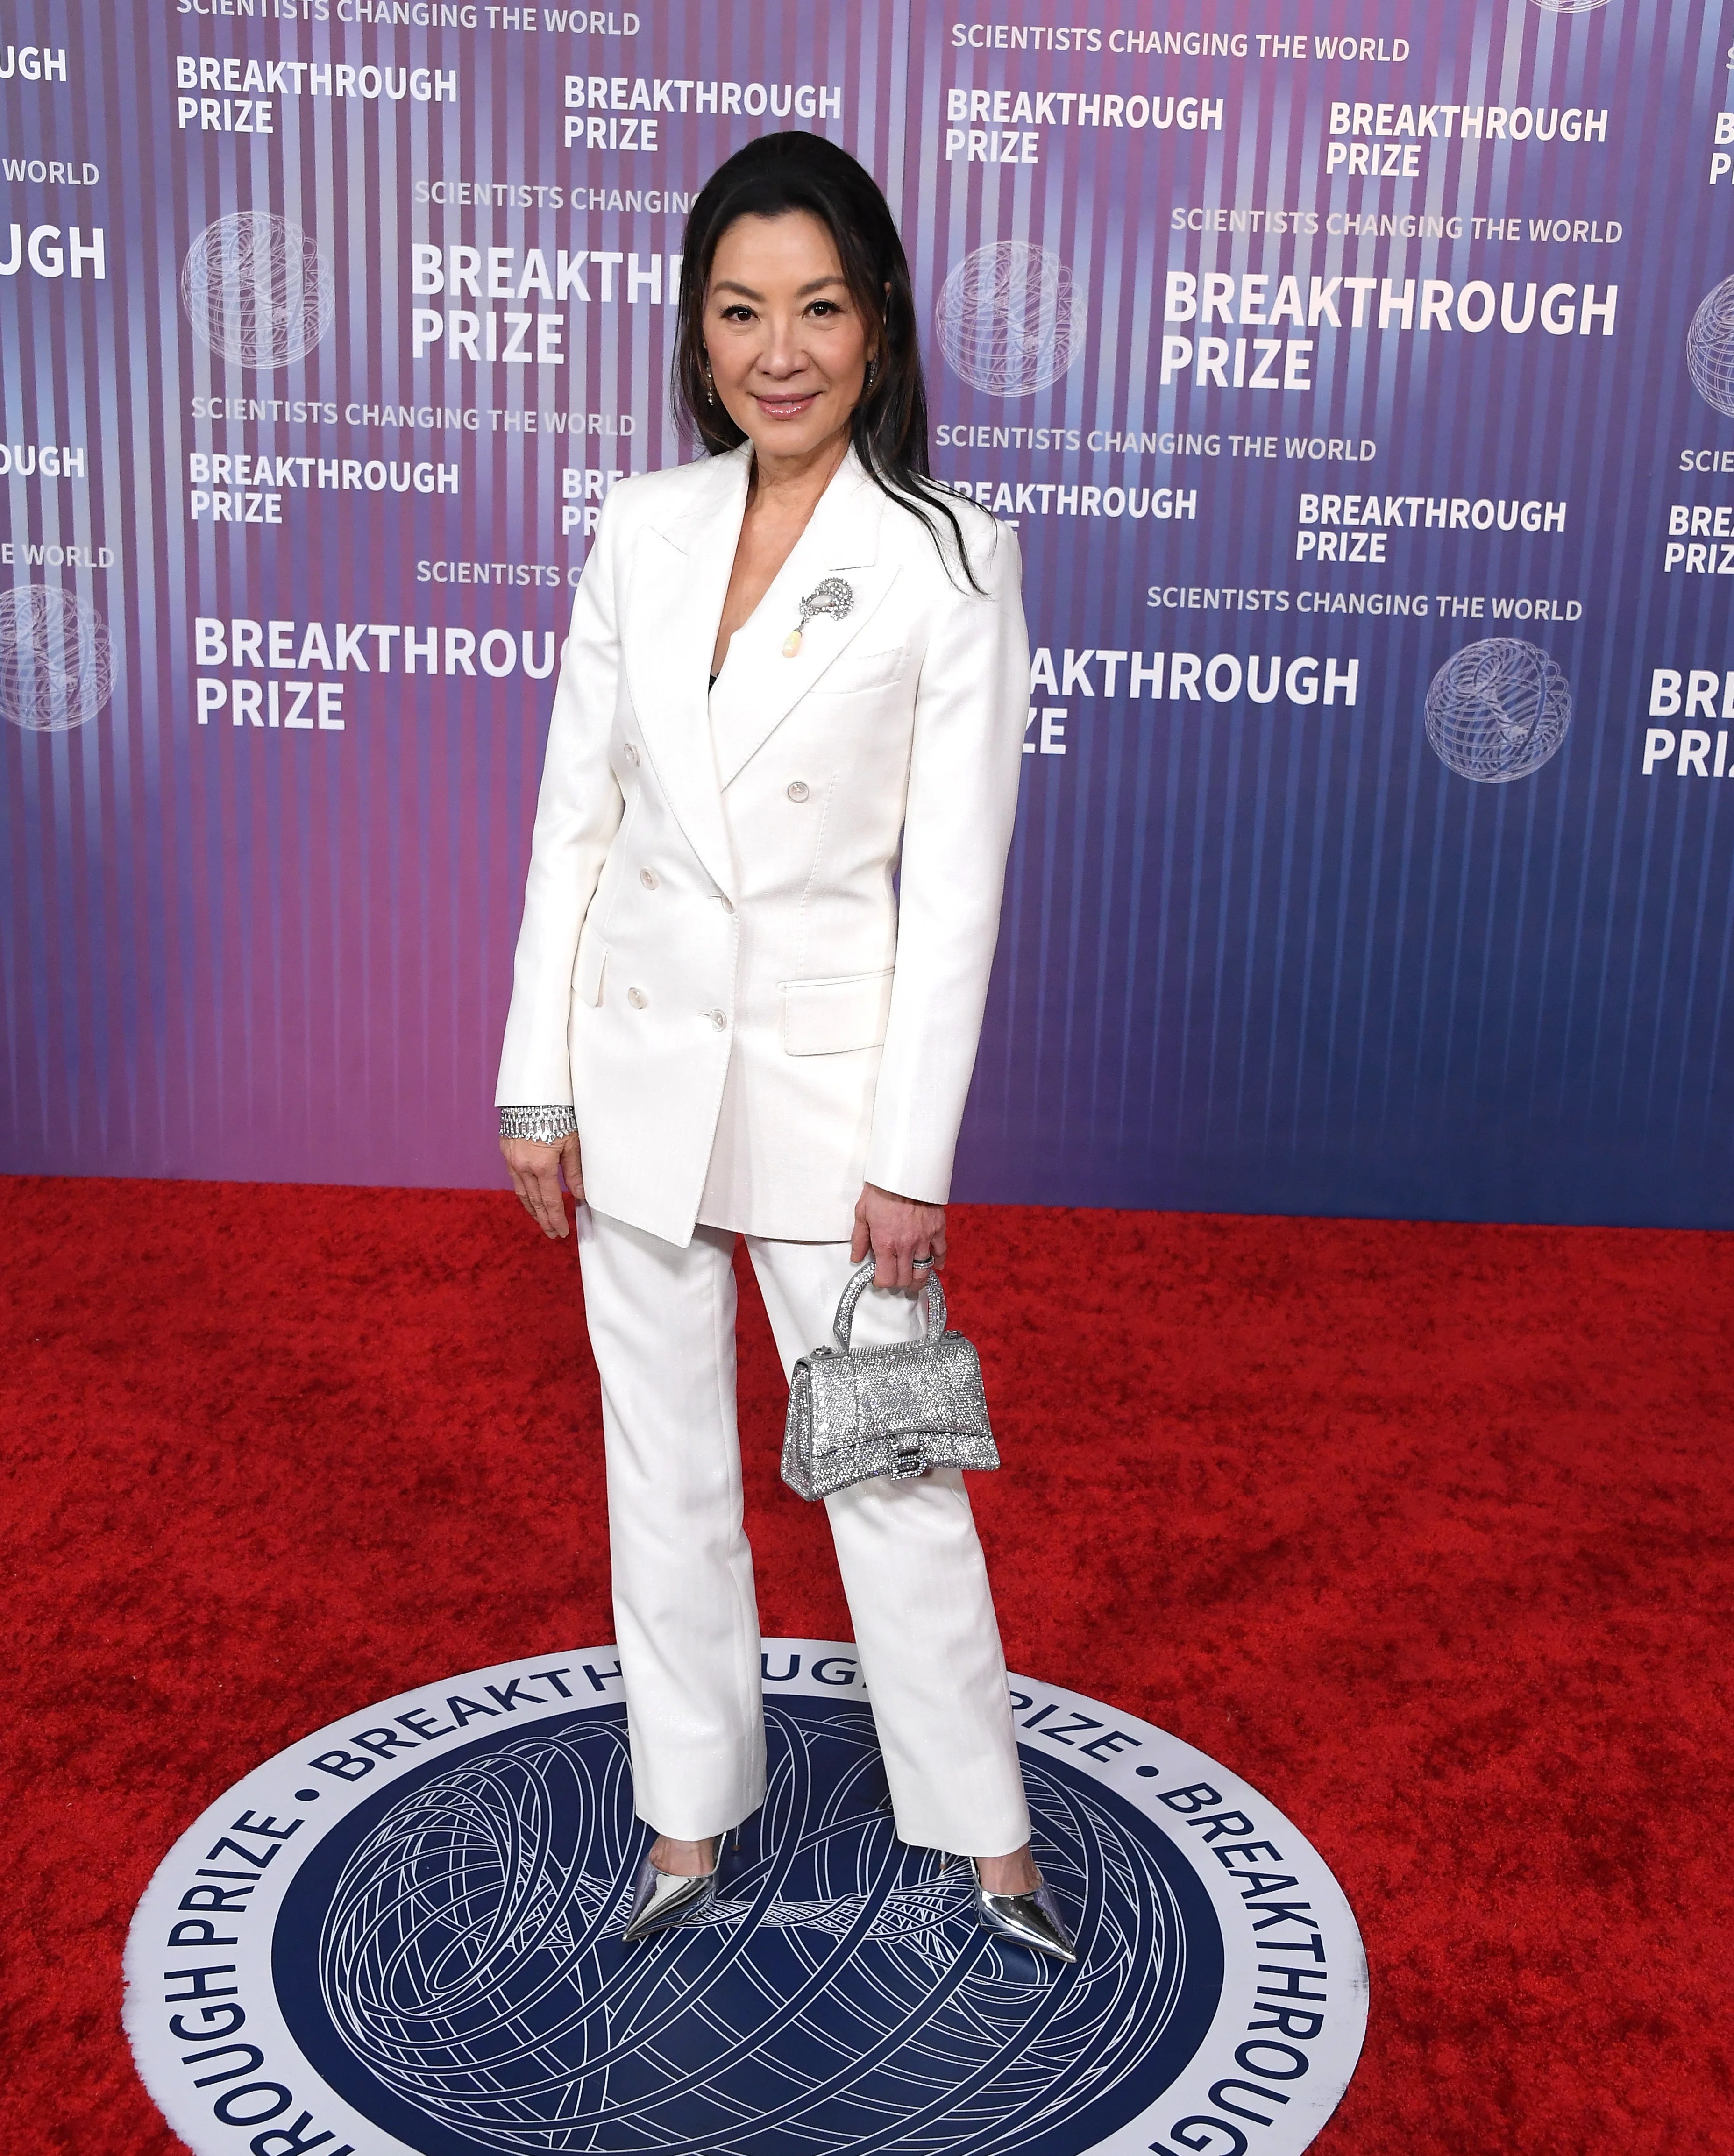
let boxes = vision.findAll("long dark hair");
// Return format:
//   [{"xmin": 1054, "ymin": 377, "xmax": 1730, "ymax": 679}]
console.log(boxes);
[{"xmin": 672, "ymin": 131, "xmax": 981, "ymax": 588}]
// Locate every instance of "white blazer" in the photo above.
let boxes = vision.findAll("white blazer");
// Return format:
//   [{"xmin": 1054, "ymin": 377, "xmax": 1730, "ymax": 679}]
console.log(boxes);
[{"xmin": 495, "ymin": 442, "xmax": 1030, "ymax": 1246}]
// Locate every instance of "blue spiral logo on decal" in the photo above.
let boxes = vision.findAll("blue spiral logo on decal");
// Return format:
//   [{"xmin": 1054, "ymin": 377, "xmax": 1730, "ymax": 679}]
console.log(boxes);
[
  {"xmin": 129, "ymin": 1648, "xmax": 1365, "ymax": 2156},
  {"xmin": 281, "ymin": 1697, "xmax": 1216, "ymax": 2156}
]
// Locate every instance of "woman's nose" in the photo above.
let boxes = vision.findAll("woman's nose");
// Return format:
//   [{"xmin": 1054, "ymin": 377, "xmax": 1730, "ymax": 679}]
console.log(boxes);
[{"xmin": 756, "ymin": 322, "xmax": 809, "ymax": 377}]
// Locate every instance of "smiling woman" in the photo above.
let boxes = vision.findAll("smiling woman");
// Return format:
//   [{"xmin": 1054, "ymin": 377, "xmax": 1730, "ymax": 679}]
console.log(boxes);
[
  {"xmin": 670, "ymin": 134, "xmax": 981, "ymax": 613},
  {"xmin": 699, "ymin": 211, "xmax": 877, "ymax": 674},
  {"xmin": 492, "ymin": 131, "xmax": 1071, "ymax": 1972}
]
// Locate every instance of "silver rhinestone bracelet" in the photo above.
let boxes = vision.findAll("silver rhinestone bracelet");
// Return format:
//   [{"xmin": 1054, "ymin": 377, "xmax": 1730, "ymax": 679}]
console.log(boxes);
[{"xmin": 499, "ymin": 1104, "xmax": 578, "ymax": 1144}]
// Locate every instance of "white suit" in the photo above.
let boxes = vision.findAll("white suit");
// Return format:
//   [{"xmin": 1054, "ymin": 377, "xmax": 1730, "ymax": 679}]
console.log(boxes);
[{"xmin": 497, "ymin": 443, "xmax": 1033, "ymax": 1853}]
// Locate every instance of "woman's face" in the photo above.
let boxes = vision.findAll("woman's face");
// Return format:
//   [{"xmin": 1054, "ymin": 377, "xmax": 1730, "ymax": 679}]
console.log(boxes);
[{"xmin": 703, "ymin": 210, "xmax": 874, "ymax": 469}]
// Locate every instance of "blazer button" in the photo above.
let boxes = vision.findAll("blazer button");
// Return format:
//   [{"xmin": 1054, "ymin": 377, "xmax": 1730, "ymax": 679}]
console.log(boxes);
[
  {"xmin": 640, "ymin": 867, "xmax": 659, "ymax": 890},
  {"xmin": 786, "ymin": 779, "xmax": 810, "ymax": 802},
  {"xmin": 708, "ymin": 1009, "xmax": 728, "ymax": 1030},
  {"xmin": 624, "ymin": 742, "xmax": 640, "ymax": 766},
  {"xmin": 628, "ymin": 986, "xmax": 647, "ymax": 1009}
]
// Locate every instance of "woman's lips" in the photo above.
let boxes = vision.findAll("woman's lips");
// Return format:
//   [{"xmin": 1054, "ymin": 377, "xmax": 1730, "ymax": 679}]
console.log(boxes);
[{"xmin": 754, "ymin": 392, "xmax": 819, "ymax": 418}]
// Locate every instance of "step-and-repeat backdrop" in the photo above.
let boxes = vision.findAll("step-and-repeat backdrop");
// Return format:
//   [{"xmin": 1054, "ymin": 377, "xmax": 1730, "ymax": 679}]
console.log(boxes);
[{"xmin": 4, "ymin": 0, "xmax": 1733, "ymax": 1224}]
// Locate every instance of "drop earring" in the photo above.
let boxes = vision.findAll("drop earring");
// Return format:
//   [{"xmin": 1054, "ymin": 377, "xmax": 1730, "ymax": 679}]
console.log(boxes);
[
  {"xmin": 704, "ymin": 356, "xmax": 716, "ymax": 407},
  {"xmin": 865, "ymin": 358, "xmax": 877, "ymax": 390}
]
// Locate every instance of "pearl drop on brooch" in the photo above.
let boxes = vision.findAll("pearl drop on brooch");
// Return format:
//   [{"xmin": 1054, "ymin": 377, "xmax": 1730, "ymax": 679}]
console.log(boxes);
[{"xmin": 783, "ymin": 577, "xmax": 853, "ymax": 658}]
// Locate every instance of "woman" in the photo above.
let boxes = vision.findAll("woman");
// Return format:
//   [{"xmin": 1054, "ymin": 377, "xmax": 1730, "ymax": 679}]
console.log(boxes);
[{"xmin": 496, "ymin": 131, "xmax": 1072, "ymax": 1963}]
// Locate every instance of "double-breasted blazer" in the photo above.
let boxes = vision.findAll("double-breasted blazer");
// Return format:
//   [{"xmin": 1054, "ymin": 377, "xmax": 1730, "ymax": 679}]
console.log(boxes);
[{"xmin": 495, "ymin": 441, "xmax": 1030, "ymax": 1246}]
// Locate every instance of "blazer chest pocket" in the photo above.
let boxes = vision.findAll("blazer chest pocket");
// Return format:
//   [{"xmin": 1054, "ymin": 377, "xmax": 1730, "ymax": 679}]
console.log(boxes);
[
  {"xmin": 782, "ymin": 967, "xmax": 895, "ymax": 1055},
  {"xmin": 573, "ymin": 922, "xmax": 609, "ymax": 1007},
  {"xmin": 812, "ymin": 643, "xmax": 908, "ymax": 696}
]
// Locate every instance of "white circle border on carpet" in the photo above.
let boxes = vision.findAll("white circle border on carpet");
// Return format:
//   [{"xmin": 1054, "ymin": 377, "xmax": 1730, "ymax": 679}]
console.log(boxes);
[{"xmin": 126, "ymin": 1641, "xmax": 1368, "ymax": 2156}]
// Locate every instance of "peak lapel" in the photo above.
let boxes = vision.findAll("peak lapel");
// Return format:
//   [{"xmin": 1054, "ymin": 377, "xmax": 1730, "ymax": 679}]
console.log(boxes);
[
  {"xmin": 619, "ymin": 447, "xmax": 750, "ymax": 899},
  {"xmin": 711, "ymin": 459, "xmax": 897, "ymax": 791}
]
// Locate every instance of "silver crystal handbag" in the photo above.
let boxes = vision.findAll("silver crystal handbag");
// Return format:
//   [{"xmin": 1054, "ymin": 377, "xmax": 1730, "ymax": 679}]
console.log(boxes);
[{"xmin": 780, "ymin": 1257, "xmax": 1000, "ymax": 1501}]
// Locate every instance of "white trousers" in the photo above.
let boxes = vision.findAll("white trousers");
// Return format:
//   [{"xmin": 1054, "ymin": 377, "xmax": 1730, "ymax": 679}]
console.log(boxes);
[{"xmin": 575, "ymin": 1206, "xmax": 1032, "ymax": 1856}]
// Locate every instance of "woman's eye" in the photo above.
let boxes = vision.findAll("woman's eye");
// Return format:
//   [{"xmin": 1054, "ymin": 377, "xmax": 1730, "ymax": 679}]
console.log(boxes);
[
  {"xmin": 807, "ymin": 301, "xmax": 841, "ymax": 319},
  {"xmin": 720, "ymin": 305, "xmax": 753, "ymax": 323}
]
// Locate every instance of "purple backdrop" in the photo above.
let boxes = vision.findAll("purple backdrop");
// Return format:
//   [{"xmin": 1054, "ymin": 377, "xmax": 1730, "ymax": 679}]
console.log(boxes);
[{"xmin": 4, "ymin": 0, "xmax": 1734, "ymax": 1225}]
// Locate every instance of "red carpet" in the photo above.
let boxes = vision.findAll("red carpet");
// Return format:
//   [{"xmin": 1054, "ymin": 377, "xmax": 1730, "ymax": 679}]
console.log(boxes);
[{"xmin": 2, "ymin": 1176, "xmax": 1730, "ymax": 2154}]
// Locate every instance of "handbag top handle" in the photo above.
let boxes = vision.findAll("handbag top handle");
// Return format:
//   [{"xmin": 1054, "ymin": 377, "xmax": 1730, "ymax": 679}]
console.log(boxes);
[{"xmin": 831, "ymin": 1255, "xmax": 948, "ymax": 1354}]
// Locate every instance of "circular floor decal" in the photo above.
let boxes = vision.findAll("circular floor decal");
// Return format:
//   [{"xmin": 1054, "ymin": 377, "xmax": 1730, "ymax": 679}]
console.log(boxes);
[{"xmin": 126, "ymin": 1641, "xmax": 1367, "ymax": 2156}]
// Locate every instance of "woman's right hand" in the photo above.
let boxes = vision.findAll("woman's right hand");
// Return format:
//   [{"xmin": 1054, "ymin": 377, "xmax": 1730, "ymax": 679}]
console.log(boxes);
[{"xmin": 501, "ymin": 1134, "xmax": 584, "ymax": 1239}]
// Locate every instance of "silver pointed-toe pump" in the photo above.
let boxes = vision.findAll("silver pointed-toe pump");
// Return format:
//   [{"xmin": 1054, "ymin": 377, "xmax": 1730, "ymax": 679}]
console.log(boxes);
[
  {"xmin": 969, "ymin": 1858, "xmax": 1078, "ymax": 1964},
  {"xmin": 620, "ymin": 1837, "xmax": 724, "ymax": 1942}
]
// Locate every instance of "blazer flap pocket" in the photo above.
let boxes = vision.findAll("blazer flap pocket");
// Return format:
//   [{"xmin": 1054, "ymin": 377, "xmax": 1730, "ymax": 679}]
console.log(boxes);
[
  {"xmin": 812, "ymin": 643, "xmax": 908, "ymax": 696},
  {"xmin": 573, "ymin": 922, "xmax": 609, "ymax": 1007},
  {"xmin": 782, "ymin": 967, "xmax": 895, "ymax": 1056}
]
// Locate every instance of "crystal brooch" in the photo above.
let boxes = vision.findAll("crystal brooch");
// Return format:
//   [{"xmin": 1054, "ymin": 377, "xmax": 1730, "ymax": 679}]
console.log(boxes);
[{"xmin": 782, "ymin": 577, "xmax": 854, "ymax": 657}]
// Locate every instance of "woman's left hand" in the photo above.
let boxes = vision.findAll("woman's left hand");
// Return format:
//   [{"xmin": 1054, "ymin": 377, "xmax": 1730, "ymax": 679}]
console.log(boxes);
[{"xmin": 850, "ymin": 1182, "xmax": 946, "ymax": 1291}]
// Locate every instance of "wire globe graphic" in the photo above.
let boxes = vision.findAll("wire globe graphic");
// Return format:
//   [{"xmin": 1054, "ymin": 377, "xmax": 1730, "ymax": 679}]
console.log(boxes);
[
  {"xmin": 1527, "ymin": 0, "xmax": 1613, "ymax": 13},
  {"xmin": 180, "ymin": 211, "xmax": 334, "ymax": 369},
  {"xmin": 310, "ymin": 1701, "xmax": 1200, "ymax": 2154},
  {"xmin": 1687, "ymin": 275, "xmax": 1734, "ymax": 419},
  {"xmin": 1424, "ymin": 638, "xmax": 1573, "ymax": 783},
  {"xmin": 0, "ymin": 586, "xmax": 115, "ymax": 732},
  {"xmin": 934, "ymin": 241, "xmax": 1082, "ymax": 397}
]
